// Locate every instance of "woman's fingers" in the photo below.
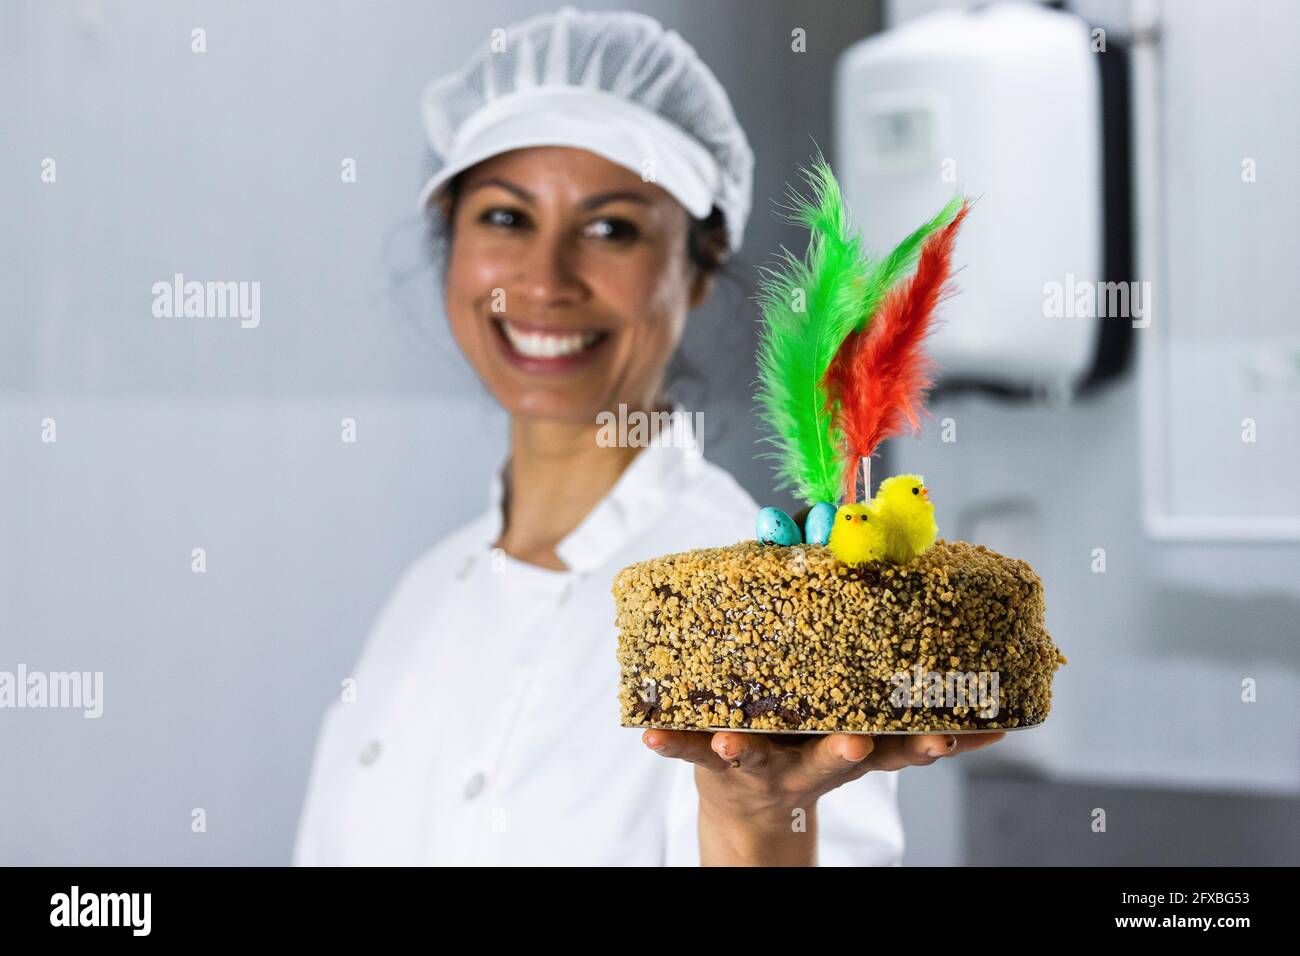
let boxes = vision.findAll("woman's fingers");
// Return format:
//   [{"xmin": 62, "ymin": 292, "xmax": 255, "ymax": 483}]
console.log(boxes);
[
  {"xmin": 871, "ymin": 732, "xmax": 1002, "ymax": 768},
  {"xmin": 642, "ymin": 729, "xmax": 730, "ymax": 771},
  {"xmin": 710, "ymin": 731, "xmax": 773, "ymax": 771},
  {"xmin": 644, "ymin": 727, "xmax": 1005, "ymax": 778},
  {"xmin": 864, "ymin": 735, "xmax": 935, "ymax": 771},
  {"xmin": 916, "ymin": 734, "xmax": 960, "ymax": 758},
  {"xmin": 778, "ymin": 734, "xmax": 873, "ymax": 794},
  {"xmin": 948, "ymin": 731, "xmax": 1005, "ymax": 755},
  {"xmin": 793, "ymin": 732, "xmax": 963, "ymax": 790},
  {"xmin": 806, "ymin": 733, "xmax": 874, "ymax": 776},
  {"xmin": 840, "ymin": 734, "xmax": 952, "ymax": 773}
]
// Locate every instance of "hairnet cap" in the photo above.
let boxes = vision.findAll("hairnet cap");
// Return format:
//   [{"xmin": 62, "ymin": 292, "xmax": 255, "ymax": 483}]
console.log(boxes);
[{"xmin": 416, "ymin": 5, "xmax": 754, "ymax": 255}]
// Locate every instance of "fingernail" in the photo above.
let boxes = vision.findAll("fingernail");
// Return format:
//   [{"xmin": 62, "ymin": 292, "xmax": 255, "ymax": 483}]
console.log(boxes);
[{"xmin": 927, "ymin": 736, "xmax": 957, "ymax": 757}]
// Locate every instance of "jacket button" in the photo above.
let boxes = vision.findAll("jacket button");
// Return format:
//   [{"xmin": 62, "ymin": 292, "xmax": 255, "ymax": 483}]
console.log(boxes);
[
  {"xmin": 463, "ymin": 772, "xmax": 486, "ymax": 799},
  {"xmin": 358, "ymin": 740, "xmax": 381, "ymax": 766}
]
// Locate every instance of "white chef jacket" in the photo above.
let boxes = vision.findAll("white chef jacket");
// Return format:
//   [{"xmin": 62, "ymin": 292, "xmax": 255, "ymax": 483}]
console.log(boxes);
[{"xmin": 292, "ymin": 412, "xmax": 905, "ymax": 866}]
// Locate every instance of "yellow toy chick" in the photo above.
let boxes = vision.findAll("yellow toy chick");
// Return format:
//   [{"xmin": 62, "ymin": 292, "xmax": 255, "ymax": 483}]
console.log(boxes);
[
  {"xmin": 871, "ymin": 473, "xmax": 938, "ymax": 564},
  {"xmin": 827, "ymin": 503, "xmax": 886, "ymax": 566}
]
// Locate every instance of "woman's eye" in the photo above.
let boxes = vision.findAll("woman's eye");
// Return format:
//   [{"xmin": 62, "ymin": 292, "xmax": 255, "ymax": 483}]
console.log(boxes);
[
  {"xmin": 585, "ymin": 217, "xmax": 638, "ymax": 241},
  {"xmin": 479, "ymin": 207, "xmax": 527, "ymax": 229}
]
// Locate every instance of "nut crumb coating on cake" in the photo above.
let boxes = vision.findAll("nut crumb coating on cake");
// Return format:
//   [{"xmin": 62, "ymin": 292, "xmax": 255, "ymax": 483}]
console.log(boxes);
[{"xmin": 614, "ymin": 540, "xmax": 1066, "ymax": 733}]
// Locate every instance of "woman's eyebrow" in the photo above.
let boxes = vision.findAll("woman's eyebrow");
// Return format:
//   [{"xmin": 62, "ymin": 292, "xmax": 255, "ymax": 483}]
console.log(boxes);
[
  {"xmin": 578, "ymin": 190, "xmax": 653, "ymax": 210},
  {"xmin": 465, "ymin": 178, "xmax": 652, "ymax": 210},
  {"xmin": 466, "ymin": 177, "xmax": 535, "ymax": 202}
]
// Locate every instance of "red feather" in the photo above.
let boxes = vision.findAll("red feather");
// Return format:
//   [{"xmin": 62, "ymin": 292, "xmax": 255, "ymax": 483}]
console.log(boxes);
[{"xmin": 823, "ymin": 201, "xmax": 970, "ymax": 503}]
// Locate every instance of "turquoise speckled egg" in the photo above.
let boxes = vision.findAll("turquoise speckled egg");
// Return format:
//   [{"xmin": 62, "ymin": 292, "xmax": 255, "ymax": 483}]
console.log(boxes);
[
  {"xmin": 803, "ymin": 501, "xmax": 837, "ymax": 546},
  {"xmin": 756, "ymin": 506, "xmax": 802, "ymax": 546}
]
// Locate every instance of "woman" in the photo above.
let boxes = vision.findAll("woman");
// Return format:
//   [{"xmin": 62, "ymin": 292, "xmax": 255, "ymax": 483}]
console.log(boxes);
[{"xmin": 294, "ymin": 6, "xmax": 1002, "ymax": 867}]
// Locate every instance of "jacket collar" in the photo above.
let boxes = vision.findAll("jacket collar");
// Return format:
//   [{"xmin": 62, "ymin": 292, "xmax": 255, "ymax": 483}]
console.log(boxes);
[{"xmin": 481, "ymin": 403, "xmax": 703, "ymax": 575}]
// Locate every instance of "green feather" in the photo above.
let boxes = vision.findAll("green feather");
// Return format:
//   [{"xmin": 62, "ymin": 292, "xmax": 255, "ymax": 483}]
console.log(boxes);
[
  {"xmin": 754, "ymin": 157, "xmax": 869, "ymax": 505},
  {"xmin": 855, "ymin": 195, "xmax": 964, "ymax": 332}
]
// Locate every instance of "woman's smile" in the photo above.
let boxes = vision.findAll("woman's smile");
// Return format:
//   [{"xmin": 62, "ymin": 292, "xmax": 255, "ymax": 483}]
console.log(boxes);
[{"xmin": 488, "ymin": 314, "xmax": 611, "ymax": 373}]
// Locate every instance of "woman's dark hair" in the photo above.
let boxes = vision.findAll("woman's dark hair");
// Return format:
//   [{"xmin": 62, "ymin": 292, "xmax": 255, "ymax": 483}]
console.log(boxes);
[{"xmin": 424, "ymin": 169, "xmax": 738, "ymax": 405}]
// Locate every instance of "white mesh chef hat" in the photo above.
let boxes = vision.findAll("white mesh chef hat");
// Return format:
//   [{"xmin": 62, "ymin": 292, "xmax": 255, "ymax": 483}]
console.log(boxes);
[{"xmin": 416, "ymin": 5, "xmax": 754, "ymax": 255}]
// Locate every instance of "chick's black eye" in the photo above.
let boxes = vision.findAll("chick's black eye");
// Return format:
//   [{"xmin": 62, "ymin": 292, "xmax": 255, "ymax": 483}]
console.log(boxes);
[
  {"xmin": 843, "ymin": 514, "xmax": 851, "ymax": 521},
  {"xmin": 912, "ymin": 487, "xmax": 920, "ymax": 495}
]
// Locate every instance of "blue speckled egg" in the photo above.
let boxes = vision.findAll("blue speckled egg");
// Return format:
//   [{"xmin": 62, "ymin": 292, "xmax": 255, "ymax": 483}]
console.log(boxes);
[
  {"xmin": 756, "ymin": 506, "xmax": 802, "ymax": 546},
  {"xmin": 803, "ymin": 501, "xmax": 837, "ymax": 546}
]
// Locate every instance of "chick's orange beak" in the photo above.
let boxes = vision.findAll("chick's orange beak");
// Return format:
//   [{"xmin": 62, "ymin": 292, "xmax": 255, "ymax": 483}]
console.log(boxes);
[{"xmin": 921, "ymin": 486, "xmax": 930, "ymax": 501}]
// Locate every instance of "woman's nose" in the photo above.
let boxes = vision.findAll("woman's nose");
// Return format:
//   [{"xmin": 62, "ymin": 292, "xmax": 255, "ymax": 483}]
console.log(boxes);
[{"xmin": 516, "ymin": 231, "xmax": 586, "ymax": 306}]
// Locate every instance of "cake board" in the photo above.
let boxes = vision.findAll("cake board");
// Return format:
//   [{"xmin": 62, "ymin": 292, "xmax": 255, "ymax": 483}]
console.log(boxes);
[{"xmin": 624, "ymin": 721, "xmax": 1045, "ymax": 736}]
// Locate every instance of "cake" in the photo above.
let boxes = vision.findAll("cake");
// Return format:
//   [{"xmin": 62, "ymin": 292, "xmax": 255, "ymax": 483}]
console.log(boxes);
[
  {"xmin": 615, "ymin": 538, "xmax": 1065, "ymax": 733},
  {"xmin": 613, "ymin": 157, "xmax": 1065, "ymax": 736}
]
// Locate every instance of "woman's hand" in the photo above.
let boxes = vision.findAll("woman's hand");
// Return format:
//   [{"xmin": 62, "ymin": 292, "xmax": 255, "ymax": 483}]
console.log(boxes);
[{"xmin": 643, "ymin": 728, "xmax": 1005, "ymax": 866}]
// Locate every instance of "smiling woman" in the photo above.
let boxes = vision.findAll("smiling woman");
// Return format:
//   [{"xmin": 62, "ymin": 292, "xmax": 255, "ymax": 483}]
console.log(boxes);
[
  {"xmin": 292, "ymin": 5, "xmax": 969, "ymax": 869},
  {"xmin": 425, "ymin": 157, "xmax": 730, "ymax": 399},
  {"xmin": 435, "ymin": 146, "xmax": 723, "ymax": 424}
]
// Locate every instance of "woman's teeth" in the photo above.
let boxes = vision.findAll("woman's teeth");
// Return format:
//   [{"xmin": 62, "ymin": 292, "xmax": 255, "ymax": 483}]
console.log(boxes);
[{"xmin": 497, "ymin": 318, "xmax": 602, "ymax": 358}]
